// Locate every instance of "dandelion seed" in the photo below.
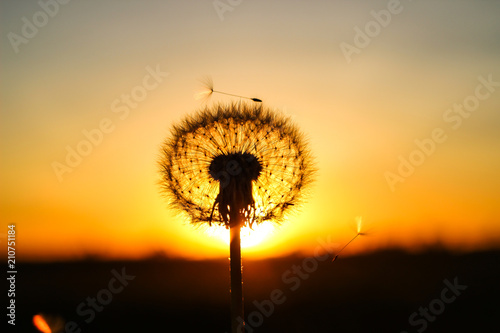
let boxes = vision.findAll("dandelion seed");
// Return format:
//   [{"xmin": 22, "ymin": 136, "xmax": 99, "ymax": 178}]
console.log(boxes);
[
  {"xmin": 356, "ymin": 215, "xmax": 363, "ymax": 234},
  {"xmin": 332, "ymin": 216, "xmax": 367, "ymax": 262},
  {"xmin": 194, "ymin": 77, "xmax": 262, "ymax": 103}
]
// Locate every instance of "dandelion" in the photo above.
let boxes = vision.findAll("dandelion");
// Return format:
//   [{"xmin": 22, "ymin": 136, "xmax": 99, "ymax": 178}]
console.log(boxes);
[{"xmin": 159, "ymin": 102, "xmax": 314, "ymax": 332}]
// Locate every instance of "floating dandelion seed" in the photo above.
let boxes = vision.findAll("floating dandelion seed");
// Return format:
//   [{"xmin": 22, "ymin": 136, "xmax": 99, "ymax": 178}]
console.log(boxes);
[
  {"xmin": 159, "ymin": 102, "xmax": 314, "ymax": 333},
  {"xmin": 332, "ymin": 216, "xmax": 367, "ymax": 262},
  {"xmin": 194, "ymin": 77, "xmax": 262, "ymax": 103}
]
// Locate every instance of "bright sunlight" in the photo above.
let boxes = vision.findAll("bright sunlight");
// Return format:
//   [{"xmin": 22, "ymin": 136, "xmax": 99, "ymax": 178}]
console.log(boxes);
[{"xmin": 205, "ymin": 222, "xmax": 276, "ymax": 248}]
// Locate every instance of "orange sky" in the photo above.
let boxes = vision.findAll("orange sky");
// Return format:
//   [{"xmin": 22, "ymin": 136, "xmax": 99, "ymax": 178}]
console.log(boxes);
[{"xmin": 1, "ymin": 1, "xmax": 499, "ymax": 261}]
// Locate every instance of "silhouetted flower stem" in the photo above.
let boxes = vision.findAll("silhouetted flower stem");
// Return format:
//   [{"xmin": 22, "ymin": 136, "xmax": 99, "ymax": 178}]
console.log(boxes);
[{"xmin": 230, "ymin": 220, "xmax": 244, "ymax": 333}]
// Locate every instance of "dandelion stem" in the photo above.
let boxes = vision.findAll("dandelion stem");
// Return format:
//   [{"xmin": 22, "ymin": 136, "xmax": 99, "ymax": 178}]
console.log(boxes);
[
  {"xmin": 332, "ymin": 233, "xmax": 360, "ymax": 262},
  {"xmin": 230, "ymin": 221, "xmax": 244, "ymax": 333},
  {"xmin": 212, "ymin": 90, "xmax": 262, "ymax": 103}
]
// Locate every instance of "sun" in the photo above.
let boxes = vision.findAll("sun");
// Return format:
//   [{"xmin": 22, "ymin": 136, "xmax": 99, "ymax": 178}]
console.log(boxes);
[{"xmin": 206, "ymin": 222, "xmax": 275, "ymax": 249}]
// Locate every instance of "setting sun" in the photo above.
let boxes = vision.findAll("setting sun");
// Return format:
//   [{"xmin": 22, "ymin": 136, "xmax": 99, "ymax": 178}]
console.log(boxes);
[{"xmin": 205, "ymin": 222, "xmax": 276, "ymax": 249}]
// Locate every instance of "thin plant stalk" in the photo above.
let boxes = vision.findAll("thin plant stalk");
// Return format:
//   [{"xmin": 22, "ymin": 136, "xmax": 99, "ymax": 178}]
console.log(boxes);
[
  {"xmin": 212, "ymin": 89, "xmax": 262, "ymax": 103},
  {"xmin": 332, "ymin": 232, "xmax": 367, "ymax": 262},
  {"xmin": 230, "ymin": 222, "xmax": 244, "ymax": 333},
  {"xmin": 195, "ymin": 77, "xmax": 262, "ymax": 103}
]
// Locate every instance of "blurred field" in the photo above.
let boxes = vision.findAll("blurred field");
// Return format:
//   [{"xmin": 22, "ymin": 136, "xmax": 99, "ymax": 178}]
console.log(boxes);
[{"xmin": 14, "ymin": 249, "xmax": 500, "ymax": 332}]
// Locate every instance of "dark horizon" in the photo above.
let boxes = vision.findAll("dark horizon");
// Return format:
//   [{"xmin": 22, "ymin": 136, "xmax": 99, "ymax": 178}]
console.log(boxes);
[
  {"xmin": 11, "ymin": 240, "xmax": 500, "ymax": 264},
  {"xmin": 17, "ymin": 248, "xmax": 500, "ymax": 332}
]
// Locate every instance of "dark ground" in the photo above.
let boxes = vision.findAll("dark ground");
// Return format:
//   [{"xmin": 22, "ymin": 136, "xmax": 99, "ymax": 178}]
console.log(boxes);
[{"xmin": 8, "ymin": 248, "xmax": 500, "ymax": 333}]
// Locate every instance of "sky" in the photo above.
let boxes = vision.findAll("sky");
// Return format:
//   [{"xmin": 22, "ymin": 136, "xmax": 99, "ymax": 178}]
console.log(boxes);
[{"xmin": 1, "ymin": 0, "xmax": 499, "ymax": 261}]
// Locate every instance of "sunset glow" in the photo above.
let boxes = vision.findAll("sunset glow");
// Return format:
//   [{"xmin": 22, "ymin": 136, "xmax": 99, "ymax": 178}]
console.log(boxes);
[
  {"xmin": 206, "ymin": 222, "xmax": 276, "ymax": 249},
  {"xmin": 1, "ymin": 1, "xmax": 499, "ymax": 262}
]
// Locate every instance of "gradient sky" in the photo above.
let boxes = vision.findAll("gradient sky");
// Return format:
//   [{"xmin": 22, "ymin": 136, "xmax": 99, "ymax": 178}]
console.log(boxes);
[{"xmin": 1, "ymin": 0, "xmax": 499, "ymax": 261}]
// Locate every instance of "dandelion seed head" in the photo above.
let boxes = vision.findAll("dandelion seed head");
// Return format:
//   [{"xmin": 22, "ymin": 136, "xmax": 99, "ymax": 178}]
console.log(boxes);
[{"xmin": 159, "ymin": 102, "xmax": 315, "ymax": 228}]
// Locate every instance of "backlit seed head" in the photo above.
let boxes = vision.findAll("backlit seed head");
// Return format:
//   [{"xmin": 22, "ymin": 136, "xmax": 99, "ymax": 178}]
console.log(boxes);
[{"xmin": 159, "ymin": 102, "xmax": 315, "ymax": 228}]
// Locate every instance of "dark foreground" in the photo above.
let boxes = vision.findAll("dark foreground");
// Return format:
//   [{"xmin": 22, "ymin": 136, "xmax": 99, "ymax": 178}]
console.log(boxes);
[{"xmin": 10, "ymin": 249, "xmax": 500, "ymax": 332}]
